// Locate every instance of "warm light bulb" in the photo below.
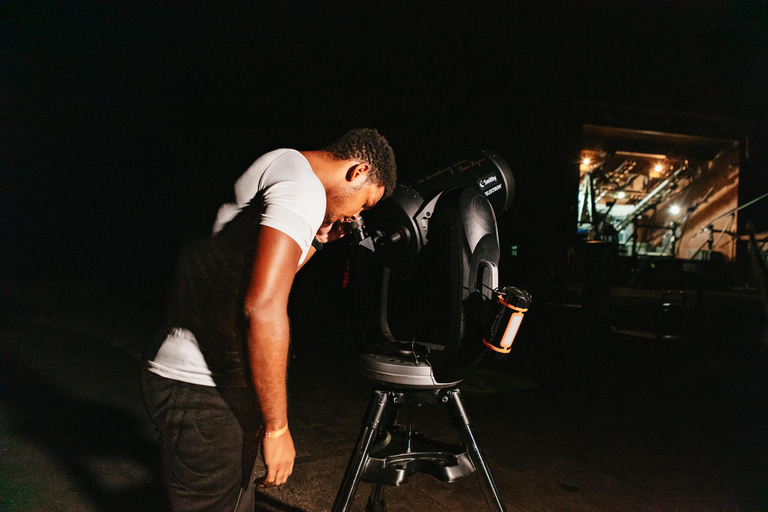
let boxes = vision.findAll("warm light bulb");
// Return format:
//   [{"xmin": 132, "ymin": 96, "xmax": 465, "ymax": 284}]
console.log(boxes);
[
  {"xmin": 582, "ymin": 158, "xmax": 590, "ymax": 166},
  {"xmin": 655, "ymin": 164, "xmax": 663, "ymax": 173},
  {"xmin": 617, "ymin": 191, "xmax": 625, "ymax": 199},
  {"xmin": 669, "ymin": 204, "xmax": 680, "ymax": 215}
]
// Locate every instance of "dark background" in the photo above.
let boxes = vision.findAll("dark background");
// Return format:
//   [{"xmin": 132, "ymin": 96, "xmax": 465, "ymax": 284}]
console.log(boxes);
[
  {"xmin": 2, "ymin": 5, "xmax": 767, "ymax": 510},
  {"xmin": 2, "ymin": 0, "xmax": 767, "ymax": 288}
]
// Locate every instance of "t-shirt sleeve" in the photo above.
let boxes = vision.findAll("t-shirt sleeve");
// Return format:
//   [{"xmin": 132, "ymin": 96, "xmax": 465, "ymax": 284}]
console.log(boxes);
[{"xmin": 255, "ymin": 151, "xmax": 326, "ymax": 260}]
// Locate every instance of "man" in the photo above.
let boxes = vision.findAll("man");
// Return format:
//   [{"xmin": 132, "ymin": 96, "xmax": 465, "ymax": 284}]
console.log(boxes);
[{"xmin": 141, "ymin": 128, "xmax": 396, "ymax": 511}]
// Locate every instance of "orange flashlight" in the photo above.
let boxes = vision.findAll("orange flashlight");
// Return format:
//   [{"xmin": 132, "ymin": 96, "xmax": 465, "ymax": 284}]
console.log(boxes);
[{"xmin": 483, "ymin": 286, "xmax": 532, "ymax": 354}]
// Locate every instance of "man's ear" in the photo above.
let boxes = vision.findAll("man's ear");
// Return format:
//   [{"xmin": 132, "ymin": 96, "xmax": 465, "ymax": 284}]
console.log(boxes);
[{"xmin": 346, "ymin": 163, "xmax": 370, "ymax": 183}]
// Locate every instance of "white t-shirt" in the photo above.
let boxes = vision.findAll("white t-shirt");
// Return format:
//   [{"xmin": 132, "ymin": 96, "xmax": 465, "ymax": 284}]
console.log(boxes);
[{"xmin": 147, "ymin": 149, "xmax": 325, "ymax": 386}]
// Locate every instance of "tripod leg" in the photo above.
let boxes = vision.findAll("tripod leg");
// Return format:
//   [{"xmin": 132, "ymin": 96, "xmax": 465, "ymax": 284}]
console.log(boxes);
[
  {"xmin": 365, "ymin": 484, "xmax": 387, "ymax": 512},
  {"xmin": 363, "ymin": 398, "xmax": 404, "ymax": 512},
  {"xmin": 446, "ymin": 389, "xmax": 507, "ymax": 512},
  {"xmin": 332, "ymin": 390, "xmax": 391, "ymax": 512}
]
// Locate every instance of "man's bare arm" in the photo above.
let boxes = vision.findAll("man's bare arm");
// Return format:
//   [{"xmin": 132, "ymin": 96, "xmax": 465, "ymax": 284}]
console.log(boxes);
[{"xmin": 243, "ymin": 226, "xmax": 301, "ymax": 486}]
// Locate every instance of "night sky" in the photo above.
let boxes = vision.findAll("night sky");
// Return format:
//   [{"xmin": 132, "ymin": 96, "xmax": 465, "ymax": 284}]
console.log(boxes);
[{"xmin": 2, "ymin": 1, "xmax": 767, "ymax": 285}]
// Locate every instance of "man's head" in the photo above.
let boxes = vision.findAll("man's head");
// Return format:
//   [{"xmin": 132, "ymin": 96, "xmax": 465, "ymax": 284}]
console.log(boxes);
[
  {"xmin": 319, "ymin": 128, "xmax": 397, "ymax": 225},
  {"xmin": 323, "ymin": 128, "xmax": 397, "ymax": 198}
]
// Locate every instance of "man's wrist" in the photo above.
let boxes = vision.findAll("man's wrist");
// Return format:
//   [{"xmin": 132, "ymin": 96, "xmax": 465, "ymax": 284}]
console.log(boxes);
[
  {"xmin": 311, "ymin": 237, "xmax": 324, "ymax": 251},
  {"xmin": 263, "ymin": 423, "xmax": 289, "ymax": 439}
]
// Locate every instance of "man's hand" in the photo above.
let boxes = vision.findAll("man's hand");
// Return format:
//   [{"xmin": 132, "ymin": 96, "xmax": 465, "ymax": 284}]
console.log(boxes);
[
  {"xmin": 315, "ymin": 221, "xmax": 348, "ymax": 244},
  {"xmin": 260, "ymin": 429, "xmax": 296, "ymax": 487}
]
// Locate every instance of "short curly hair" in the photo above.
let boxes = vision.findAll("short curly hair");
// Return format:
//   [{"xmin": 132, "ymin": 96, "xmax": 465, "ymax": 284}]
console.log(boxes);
[{"xmin": 323, "ymin": 128, "xmax": 397, "ymax": 197}]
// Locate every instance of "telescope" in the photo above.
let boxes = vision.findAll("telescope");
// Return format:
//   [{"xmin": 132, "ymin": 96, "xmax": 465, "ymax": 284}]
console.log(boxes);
[
  {"xmin": 334, "ymin": 147, "xmax": 531, "ymax": 512},
  {"xmin": 352, "ymin": 147, "xmax": 531, "ymax": 381}
]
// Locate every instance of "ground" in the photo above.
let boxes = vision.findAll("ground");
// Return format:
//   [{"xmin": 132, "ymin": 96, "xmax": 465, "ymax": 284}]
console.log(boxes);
[{"xmin": 1, "ymin": 280, "xmax": 766, "ymax": 511}]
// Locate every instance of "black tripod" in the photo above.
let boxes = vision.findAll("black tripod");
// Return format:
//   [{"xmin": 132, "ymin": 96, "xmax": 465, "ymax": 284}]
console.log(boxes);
[{"xmin": 332, "ymin": 382, "xmax": 507, "ymax": 512}]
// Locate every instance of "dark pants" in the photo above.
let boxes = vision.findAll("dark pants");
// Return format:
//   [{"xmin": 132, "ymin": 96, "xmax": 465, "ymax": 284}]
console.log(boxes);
[{"xmin": 141, "ymin": 369, "xmax": 263, "ymax": 512}]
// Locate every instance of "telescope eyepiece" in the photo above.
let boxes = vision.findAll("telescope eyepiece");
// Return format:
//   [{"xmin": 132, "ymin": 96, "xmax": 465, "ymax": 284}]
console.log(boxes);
[
  {"xmin": 350, "ymin": 216, "xmax": 409, "ymax": 253},
  {"xmin": 349, "ymin": 218, "xmax": 368, "ymax": 244}
]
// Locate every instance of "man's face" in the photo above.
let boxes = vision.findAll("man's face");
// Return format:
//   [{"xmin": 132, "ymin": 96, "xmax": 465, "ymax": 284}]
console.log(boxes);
[{"xmin": 325, "ymin": 178, "xmax": 385, "ymax": 225}]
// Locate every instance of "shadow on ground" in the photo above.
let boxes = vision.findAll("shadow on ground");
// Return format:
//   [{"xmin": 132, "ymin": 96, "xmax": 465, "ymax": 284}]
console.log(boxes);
[{"xmin": 0, "ymin": 330, "xmax": 164, "ymax": 511}]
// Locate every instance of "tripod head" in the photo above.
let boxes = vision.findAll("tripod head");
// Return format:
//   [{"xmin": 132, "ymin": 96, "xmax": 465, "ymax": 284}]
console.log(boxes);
[{"xmin": 350, "ymin": 148, "xmax": 531, "ymax": 388}]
